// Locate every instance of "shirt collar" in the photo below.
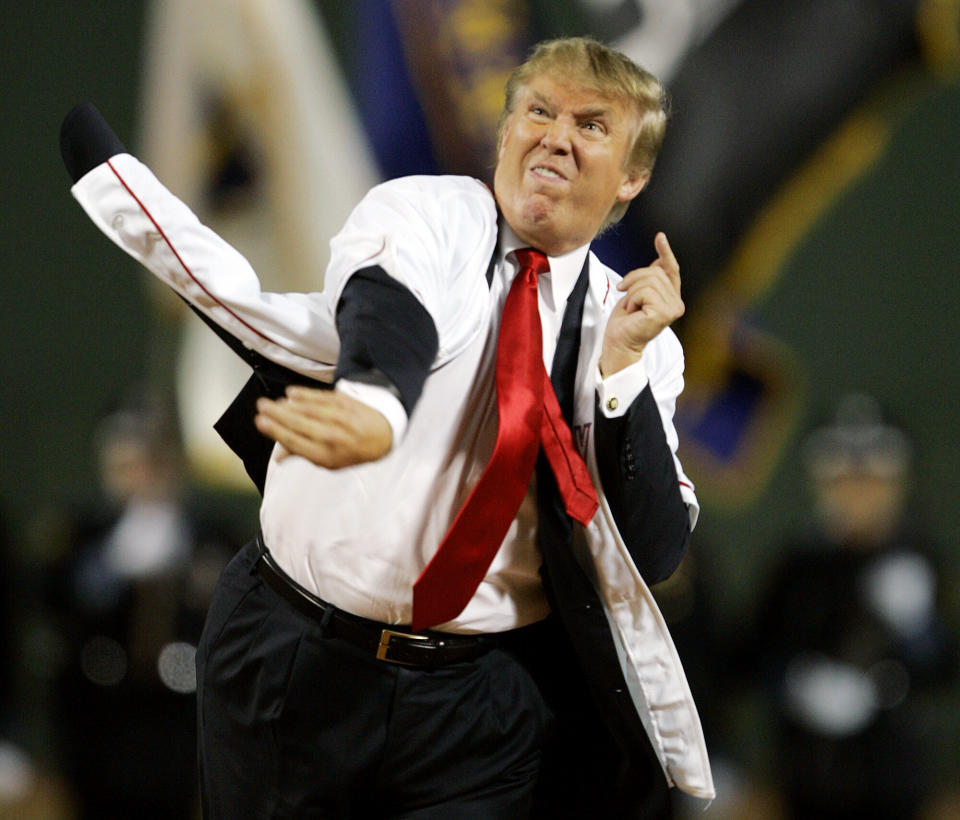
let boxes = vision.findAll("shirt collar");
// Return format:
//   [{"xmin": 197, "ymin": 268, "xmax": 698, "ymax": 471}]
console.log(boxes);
[{"xmin": 498, "ymin": 222, "xmax": 591, "ymax": 312}]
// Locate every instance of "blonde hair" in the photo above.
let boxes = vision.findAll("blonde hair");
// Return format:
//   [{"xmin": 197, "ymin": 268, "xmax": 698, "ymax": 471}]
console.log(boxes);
[{"xmin": 497, "ymin": 37, "xmax": 669, "ymax": 226}]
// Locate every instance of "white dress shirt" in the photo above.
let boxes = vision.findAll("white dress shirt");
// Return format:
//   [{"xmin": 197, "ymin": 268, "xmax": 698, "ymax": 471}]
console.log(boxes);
[{"xmin": 261, "ymin": 179, "xmax": 650, "ymax": 633}]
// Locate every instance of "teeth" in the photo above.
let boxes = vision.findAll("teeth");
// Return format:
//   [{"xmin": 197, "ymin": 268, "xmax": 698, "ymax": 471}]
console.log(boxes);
[{"xmin": 534, "ymin": 167, "xmax": 562, "ymax": 179}]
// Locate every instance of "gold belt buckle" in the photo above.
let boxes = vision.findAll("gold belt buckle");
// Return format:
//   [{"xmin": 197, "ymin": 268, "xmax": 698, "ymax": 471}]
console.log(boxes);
[{"xmin": 377, "ymin": 629, "xmax": 430, "ymax": 665}]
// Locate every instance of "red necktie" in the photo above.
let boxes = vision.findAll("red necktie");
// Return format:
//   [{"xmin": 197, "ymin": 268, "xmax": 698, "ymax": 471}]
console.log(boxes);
[{"xmin": 411, "ymin": 248, "xmax": 598, "ymax": 631}]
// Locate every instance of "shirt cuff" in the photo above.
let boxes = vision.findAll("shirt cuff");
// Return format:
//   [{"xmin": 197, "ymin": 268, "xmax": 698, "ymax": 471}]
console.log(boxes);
[
  {"xmin": 595, "ymin": 359, "xmax": 649, "ymax": 418},
  {"xmin": 334, "ymin": 379, "xmax": 409, "ymax": 449}
]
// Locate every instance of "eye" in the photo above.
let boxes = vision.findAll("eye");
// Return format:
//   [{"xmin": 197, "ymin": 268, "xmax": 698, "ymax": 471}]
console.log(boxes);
[
  {"xmin": 582, "ymin": 120, "xmax": 605, "ymax": 134},
  {"xmin": 529, "ymin": 105, "xmax": 549, "ymax": 118}
]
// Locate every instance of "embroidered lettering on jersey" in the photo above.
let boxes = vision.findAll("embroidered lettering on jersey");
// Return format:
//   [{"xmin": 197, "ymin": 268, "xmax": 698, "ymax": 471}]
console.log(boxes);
[{"xmin": 573, "ymin": 422, "xmax": 591, "ymax": 455}]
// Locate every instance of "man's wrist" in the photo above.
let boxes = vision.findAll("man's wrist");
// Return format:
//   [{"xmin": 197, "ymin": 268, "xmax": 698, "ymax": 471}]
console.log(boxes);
[
  {"xmin": 598, "ymin": 343, "xmax": 646, "ymax": 379},
  {"xmin": 334, "ymin": 379, "xmax": 408, "ymax": 449},
  {"xmin": 595, "ymin": 358, "xmax": 648, "ymax": 418}
]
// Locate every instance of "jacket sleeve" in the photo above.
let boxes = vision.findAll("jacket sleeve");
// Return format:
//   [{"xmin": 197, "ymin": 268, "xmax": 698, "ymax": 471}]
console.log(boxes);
[
  {"xmin": 591, "ymin": 327, "xmax": 695, "ymax": 585},
  {"xmin": 334, "ymin": 266, "xmax": 438, "ymax": 415},
  {"xmin": 593, "ymin": 386, "xmax": 691, "ymax": 585}
]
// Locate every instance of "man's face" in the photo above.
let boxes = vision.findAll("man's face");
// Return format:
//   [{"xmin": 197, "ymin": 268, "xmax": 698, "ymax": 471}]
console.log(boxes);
[{"xmin": 493, "ymin": 74, "xmax": 648, "ymax": 256}]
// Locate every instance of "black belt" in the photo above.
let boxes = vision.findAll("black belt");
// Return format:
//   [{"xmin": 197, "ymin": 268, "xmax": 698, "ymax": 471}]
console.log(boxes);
[{"xmin": 254, "ymin": 536, "xmax": 494, "ymax": 669}]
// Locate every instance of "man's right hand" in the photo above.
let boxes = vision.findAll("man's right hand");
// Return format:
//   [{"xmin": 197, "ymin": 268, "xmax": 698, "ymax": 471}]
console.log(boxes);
[
  {"xmin": 60, "ymin": 103, "xmax": 127, "ymax": 183},
  {"xmin": 254, "ymin": 386, "xmax": 393, "ymax": 469}
]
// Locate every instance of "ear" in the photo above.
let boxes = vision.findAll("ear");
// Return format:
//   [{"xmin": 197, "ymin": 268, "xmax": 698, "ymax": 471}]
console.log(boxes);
[
  {"xmin": 616, "ymin": 167, "xmax": 649, "ymax": 203},
  {"xmin": 496, "ymin": 119, "xmax": 513, "ymax": 162}
]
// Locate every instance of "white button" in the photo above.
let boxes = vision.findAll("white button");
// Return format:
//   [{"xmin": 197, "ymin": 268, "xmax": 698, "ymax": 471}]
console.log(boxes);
[{"xmin": 606, "ymin": 396, "xmax": 619, "ymax": 412}]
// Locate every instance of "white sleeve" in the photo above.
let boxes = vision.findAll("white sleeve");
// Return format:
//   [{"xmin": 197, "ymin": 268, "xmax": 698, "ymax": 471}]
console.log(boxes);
[
  {"xmin": 334, "ymin": 379, "xmax": 408, "ymax": 448},
  {"xmin": 321, "ymin": 176, "xmax": 498, "ymax": 365},
  {"xmin": 595, "ymin": 359, "xmax": 649, "ymax": 417},
  {"xmin": 71, "ymin": 154, "xmax": 339, "ymax": 380}
]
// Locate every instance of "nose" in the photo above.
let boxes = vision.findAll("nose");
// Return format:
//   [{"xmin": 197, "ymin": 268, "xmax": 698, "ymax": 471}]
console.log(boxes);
[{"xmin": 539, "ymin": 119, "xmax": 573, "ymax": 153}]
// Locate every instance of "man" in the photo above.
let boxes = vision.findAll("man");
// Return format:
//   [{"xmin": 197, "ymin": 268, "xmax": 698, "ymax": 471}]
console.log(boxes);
[
  {"xmin": 45, "ymin": 393, "xmax": 233, "ymax": 819},
  {"xmin": 752, "ymin": 394, "xmax": 957, "ymax": 818},
  {"xmin": 62, "ymin": 36, "xmax": 713, "ymax": 818}
]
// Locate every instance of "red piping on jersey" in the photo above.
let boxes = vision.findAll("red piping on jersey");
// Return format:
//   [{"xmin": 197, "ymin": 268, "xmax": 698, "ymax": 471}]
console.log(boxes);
[
  {"xmin": 106, "ymin": 158, "xmax": 304, "ymax": 358},
  {"xmin": 354, "ymin": 238, "xmax": 387, "ymax": 270}
]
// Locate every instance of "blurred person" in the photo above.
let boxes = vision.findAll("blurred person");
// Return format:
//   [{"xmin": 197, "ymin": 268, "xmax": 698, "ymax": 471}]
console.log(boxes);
[
  {"xmin": 45, "ymin": 391, "xmax": 234, "ymax": 819},
  {"xmin": 61, "ymin": 37, "xmax": 715, "ymax": 817},
  {"xmin": 751, "ymin": 393, "xmax": 957, "ymax": 819}
]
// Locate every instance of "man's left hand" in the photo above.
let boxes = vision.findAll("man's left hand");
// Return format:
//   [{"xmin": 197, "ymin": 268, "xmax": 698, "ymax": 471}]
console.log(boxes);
[
  {"xmin": 254, "ymin": 387, "xmax": 393, "ymax": 469},
  {"xmin": 599, "ymin": 232, "xmax": 684, "ymax": 377}
]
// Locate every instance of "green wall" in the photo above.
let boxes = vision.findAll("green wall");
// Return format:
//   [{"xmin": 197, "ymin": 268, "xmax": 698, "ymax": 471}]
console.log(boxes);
[
  {"xmin": 694, "ymin": 75, "xmax": 960, "ymax": 620},
  {"xmin": 1, "ymin": 2, "xmax": 151, "ymax": 533}
]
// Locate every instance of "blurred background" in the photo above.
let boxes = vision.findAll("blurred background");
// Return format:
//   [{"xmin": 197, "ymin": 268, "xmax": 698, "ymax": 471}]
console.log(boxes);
[{"xmin": 1, "ymin": 0, "xmax": 958, "ymax": 817}]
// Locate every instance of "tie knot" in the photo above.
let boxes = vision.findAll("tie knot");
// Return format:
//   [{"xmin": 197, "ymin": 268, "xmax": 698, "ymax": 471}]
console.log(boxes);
[{"xmin": 513, "ymin": 247, "xmax": 550, "ymax": 279}]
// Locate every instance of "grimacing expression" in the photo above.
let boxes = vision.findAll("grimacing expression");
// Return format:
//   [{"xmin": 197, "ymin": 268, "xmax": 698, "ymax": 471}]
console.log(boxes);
[{"xmin": 493, "ymin": 74, "xmax": 648, "ymax": 257}]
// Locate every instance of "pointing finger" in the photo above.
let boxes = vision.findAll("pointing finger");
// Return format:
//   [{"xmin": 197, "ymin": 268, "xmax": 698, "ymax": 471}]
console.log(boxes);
[{"xmin": 654, "ymin": 232, "xmax": 680, "ymax": 287}]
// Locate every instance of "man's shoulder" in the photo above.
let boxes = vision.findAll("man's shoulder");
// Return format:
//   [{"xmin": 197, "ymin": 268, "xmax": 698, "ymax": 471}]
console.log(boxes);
[
  {"xmin": 360, "ymin": 175, "xmax": 498, "ymax": 243},
  {"xmin": 586, "ymin": 248, "xmax": 624, "ymax": 311},
  {"xmin": 587, "ymin": 248, "xmax": 619, "ymax": 281}
]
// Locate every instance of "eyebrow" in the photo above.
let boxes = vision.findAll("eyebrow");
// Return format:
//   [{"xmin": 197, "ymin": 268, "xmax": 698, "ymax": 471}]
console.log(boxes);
[
  {"xmin": 528, "ymin": 90, "xmax": 553, "ymax": 108},
  {"xmin": 528, "ymin": 90, "xmax": 613, "ymax": 121},
  {"xmin": 577, "ymin": 107, "xmax": 612, "ymax": 122}
]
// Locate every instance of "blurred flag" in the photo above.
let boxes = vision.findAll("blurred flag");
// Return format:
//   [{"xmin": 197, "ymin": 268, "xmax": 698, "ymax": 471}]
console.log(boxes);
[
  {"xmin": 137, "ymin": 0, "xmax": 378, "ymax": 487},
  {"xmin": 339, "ymin": 0, "xmax": 532, "ymax": 183}
]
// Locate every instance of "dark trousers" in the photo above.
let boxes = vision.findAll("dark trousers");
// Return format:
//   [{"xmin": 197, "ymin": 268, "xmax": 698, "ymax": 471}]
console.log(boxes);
[{"xmin": 196, "ymin": 540, "xmax": 552, "ymax": 818}]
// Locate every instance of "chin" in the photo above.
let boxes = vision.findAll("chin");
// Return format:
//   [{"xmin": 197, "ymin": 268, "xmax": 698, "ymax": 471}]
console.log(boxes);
[
  {"xmin": 519, "ymin": 198, "xmax": 555, "ymax": 228},
  {"xmin": 499, "ymin": 192, "xmax": 561, "ymax": 250}
]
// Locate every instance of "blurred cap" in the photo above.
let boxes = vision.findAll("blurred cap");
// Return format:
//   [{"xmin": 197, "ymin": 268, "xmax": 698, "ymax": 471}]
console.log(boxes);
[{"xmin": 802, "ymin": 393, "xmax": 911, "ymax": 481}]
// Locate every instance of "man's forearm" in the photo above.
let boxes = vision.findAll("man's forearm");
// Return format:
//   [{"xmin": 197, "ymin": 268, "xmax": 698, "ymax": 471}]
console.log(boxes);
[{"xmin": 63, "ymin": 104, "xmax": 340, "ymax": 379}]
